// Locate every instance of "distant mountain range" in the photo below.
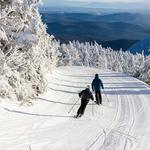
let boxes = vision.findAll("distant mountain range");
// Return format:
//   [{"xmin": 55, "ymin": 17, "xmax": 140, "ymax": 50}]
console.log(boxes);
[
  {"xmin": 129, "ymin": 38, "xmax": 150, "ymax": 55},
  {"xmin": 40, "ymin": 7, "xmax": 150, "ymax": 15},
  {"xmin": 40, "ymin": 11, "xmax": 150, "ymax": 52}
]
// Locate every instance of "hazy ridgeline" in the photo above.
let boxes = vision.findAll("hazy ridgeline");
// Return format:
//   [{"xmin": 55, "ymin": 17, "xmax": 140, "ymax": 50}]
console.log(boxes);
[{"xmin": 41, "ymin": 11, "xmax": 150, "ymax": 53}]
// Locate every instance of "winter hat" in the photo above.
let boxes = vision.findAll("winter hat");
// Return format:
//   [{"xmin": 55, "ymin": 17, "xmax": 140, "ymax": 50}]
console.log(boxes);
[{"xmin": 95, "ymin": 74, "xmax": 99, "ymax": 78}]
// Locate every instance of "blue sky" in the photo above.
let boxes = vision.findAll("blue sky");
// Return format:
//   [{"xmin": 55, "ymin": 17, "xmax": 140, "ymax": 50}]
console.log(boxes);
[{"xmin": 41, "ymin": 0, "xmax": 150, "ymax": 9}]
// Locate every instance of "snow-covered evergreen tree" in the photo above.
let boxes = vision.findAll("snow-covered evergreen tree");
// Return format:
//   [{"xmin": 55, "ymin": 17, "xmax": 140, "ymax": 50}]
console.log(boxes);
[
  {"xmin": 139, "ymin": 55, "xmax": 150, "ymax": 84},
  {"xmin": 0, "ymin": 0, "xmax": 58, "ymax": 103}
]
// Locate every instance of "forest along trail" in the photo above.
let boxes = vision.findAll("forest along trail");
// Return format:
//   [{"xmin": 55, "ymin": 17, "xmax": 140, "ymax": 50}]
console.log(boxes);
[{"xmin": 0, "ymin": 66, "xmax": 150, "ymax": 150}]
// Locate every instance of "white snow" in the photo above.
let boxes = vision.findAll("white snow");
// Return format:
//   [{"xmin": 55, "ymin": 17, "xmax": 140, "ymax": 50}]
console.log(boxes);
[
  {"xmin": 16, "ymin": 32, "xmax": 38, "ymax": 46},
  {"xmin": 0, "ymin": 66, "xmax": 150, "ymax": 150}
]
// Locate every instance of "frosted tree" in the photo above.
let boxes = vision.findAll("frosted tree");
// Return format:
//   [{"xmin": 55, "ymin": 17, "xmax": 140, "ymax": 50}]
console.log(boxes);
[
  {"xmin": 0, "ymin": 0, "xmax": 58, "ymax": 103},
  {"xmin": 139, "ymin": 55, "xmax": 150, "ymax": 84},
  {"xmin": 58, "ymin": 43, "xmax": 72, "ymax": 66},
  {"xmin": 91, "ymin": 42, "xmax": 101, "ymax": 67},
  {"xmin": 68, "ymin": 41, "xmax": 81, "ymax": 66}
]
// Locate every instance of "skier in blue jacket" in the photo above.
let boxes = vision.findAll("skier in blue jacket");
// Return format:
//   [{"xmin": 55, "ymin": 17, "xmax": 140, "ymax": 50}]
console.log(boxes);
[{"xmin": 91, "ymin": 74, "xmax": 104, "ymax": 105}]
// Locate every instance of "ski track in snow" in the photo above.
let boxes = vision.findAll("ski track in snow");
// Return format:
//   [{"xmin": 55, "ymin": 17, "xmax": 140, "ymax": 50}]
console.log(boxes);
[{"xmin": 0, "ymin": 66, "xmax": 150, "ymax": 150}]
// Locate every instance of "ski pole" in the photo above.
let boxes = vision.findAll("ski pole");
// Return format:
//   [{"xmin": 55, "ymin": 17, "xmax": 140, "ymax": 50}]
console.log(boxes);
[
  {"xmin": 103, "ymin": 90, "xmax": 110, "ymax": 103},
  {"xmin": 68, "ymin": 98, "xmax": 80, "ymax": 114},
  {"xmin": 92, "ymin": 100, "xmax": 94, "ymax": 116}
]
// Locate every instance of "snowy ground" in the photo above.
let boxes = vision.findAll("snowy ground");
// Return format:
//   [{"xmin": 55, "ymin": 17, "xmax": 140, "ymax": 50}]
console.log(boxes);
[{"xmin": 0, "ymin": 66, "xmax": 150, "ymax": 150}]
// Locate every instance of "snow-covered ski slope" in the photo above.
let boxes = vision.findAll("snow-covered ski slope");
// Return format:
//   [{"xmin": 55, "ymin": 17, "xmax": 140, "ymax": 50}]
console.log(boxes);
[{"xmin": 0, "ymin": 66, "xmax": 150, "ymax": 150}]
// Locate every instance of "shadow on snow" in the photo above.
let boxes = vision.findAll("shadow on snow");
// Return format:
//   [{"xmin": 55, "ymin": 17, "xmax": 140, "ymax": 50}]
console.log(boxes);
[{"xmin": 3, "ymin": 107, "xmax": 73, "ymax": 118}]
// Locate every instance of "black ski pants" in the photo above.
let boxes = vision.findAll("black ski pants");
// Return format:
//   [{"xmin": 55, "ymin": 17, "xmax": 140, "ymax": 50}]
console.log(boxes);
[
  {"xmin": 95, "ymin": 91, "xmax": 102, "ymax": 105},
  {"xmin": 77, "ymin": 99, "xmax": 89, "ymax": 116}
]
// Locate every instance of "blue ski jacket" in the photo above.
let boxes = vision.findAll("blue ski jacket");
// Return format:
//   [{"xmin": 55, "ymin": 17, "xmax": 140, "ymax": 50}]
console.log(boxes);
[{"xmin": 91, "ymin": 74, "xmax": 104, "ymax": 92}]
